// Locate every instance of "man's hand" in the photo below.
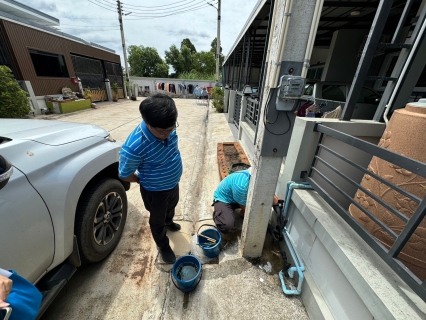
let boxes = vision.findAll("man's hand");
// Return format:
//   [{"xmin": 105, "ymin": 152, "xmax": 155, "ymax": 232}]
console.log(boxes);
[
  {"xmin": 273, "ymin": 195, "xmax": 279, "ymax": 205},
  {"xmin": 239, "ymin": 205, "xmax": 246, "ymax": 218},
  {"xmin": 0, "ymin": 274, "xmax": 12, "ymax": 308},
  {"xmin": 119, "ymin": 172, "xmax": 140, "ymax": 184}
]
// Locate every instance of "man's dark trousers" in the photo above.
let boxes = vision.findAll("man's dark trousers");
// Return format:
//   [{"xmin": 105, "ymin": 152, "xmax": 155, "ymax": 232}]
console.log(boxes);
[{"xmin": 140, "ymin": 184, "xmax": 179, "ymax": 248}]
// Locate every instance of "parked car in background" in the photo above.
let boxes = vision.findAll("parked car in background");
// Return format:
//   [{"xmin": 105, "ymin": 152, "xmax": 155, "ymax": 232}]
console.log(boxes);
[
  {"xmin": 303, "ymin": 81, "xmax": 382, "ymax": 119},
  {"xmin": 0, "ymin": 119, "xmax": 129, "ymax": 318}
]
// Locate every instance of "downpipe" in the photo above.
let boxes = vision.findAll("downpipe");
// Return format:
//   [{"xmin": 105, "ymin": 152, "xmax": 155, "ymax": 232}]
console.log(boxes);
[{"xmin": 276, "ymin": 181, "xmax": 313, "ymax": 295}]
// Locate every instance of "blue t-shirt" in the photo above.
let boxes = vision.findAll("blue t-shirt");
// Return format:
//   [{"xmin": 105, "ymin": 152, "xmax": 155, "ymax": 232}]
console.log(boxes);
[
  {"xmin": 119, "ymin": 122, "xmax": 183, "ymax": 191},
  {"xmin": 213, "ymin": 170, "xmax": 250, "ymax": 206}
]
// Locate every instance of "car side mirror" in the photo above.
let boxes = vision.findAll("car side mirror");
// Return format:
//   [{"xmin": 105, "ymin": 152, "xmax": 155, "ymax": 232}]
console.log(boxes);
[{"xmin": 0, "ymin": 155, "xmax": 13, "ymax": 191}]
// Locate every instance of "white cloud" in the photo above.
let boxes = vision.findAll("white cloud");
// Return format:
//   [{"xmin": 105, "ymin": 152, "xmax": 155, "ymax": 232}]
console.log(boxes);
[{"xmin": 19, "ymin": 0, "xmax": 259, "ymax": 65}]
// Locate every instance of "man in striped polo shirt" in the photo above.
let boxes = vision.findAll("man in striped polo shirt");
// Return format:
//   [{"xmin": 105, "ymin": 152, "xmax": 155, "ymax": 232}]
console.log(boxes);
[
  {"xmin": 119, "ymin": 94, "xmax": 182, "ymax": 264},
  {"xmin": 212, "ymin": 168, "xmax": 278, "ymax": 234}
]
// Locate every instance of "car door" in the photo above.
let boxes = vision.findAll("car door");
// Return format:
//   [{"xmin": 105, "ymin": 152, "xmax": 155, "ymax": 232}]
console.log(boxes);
[{"xmin": 0, "ymin": 162, "xmax": 54, "ymax": 283}]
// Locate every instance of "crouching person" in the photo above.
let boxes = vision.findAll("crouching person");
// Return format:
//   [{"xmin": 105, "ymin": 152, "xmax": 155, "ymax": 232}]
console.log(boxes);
[{"xmin": 212, "ymin": 167, "xmax": 278, "ymax": 233}]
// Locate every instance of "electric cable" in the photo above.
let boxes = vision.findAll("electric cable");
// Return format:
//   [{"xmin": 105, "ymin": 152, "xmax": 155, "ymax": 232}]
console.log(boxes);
[
  {"xmin": 120, "ymin": 0, "xmax": 197, "ymax": 9},
  {"xmin": 87, "ymin": 0, "xmax": 117, "ymax": 12},
  {"xmin": 87, "ymin": 0, "xmax": 216, "ymax": 19},
  {"xmin": 263, "ymin": 88, "xmax": 293, "ymax": 136},
  {"xmin": 122, "ymin": 4, "xmax": 216, "ymax": 19},
  {"xmin": 122, "ymin": 2, "xmax": 217, "ymax": 17},
  {"xmin": 93, "ymin": 0, "xmax": 210, "ymax": 14}
]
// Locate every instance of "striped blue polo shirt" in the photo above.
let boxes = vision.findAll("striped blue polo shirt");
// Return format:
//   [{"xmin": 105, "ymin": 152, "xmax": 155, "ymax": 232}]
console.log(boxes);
[
  {"xmin": 119, "ymin": 121, "xmax": 183, "ymax": 191},
  {"xmin": 213, "ymin": 170, "xmax": 250, "ymax": 206}
]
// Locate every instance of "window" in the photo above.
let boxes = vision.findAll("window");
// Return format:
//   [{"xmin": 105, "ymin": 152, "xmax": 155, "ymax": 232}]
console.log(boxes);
[
  {"xmin": 322, "ymin": 85, "xmax": 346, "ymax": 101},
  {"xmin": 29, "ymin": 49, "xmax": 69, "ymax": 78}
]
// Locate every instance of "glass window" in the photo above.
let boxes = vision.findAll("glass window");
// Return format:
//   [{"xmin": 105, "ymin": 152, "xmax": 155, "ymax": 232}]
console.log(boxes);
[
  {"xmin": 29, "ymin": 49, "xmax": 69, "ymax": 78},
  {"xmin": 322, "ymin": 85, "xmax": 346, "ymax": 101},
  {"xmin": 358, "ymin": 87, "xmax": 381, "ymax": 104}
]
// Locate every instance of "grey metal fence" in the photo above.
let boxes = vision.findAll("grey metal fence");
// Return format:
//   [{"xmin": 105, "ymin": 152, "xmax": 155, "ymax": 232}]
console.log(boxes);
[
  {"xmin": 244, "ymin": 97, "xmax": 260, "ymax": 130},
  {"xmin": 233, "ymin": 92, "xmax": 243, "ymax": 128},
  {"xmin": 304, "ymin": 123, "xmax": 426, "ymax": 302}
]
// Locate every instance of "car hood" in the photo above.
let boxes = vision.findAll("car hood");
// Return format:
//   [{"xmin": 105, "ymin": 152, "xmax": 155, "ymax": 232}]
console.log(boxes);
[{"xmin": 0, "ymin": 119, "xmax": 109, "ymax": 146}]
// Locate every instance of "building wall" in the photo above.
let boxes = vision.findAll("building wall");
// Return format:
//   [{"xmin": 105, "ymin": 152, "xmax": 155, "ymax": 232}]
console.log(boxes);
[
  {"xmin": 321, "ymin": 29, "xmax": 369, "ymax": 83},
  {"xmin": 129, "ymin": 76, "xmax": 216, "ymax": 96},
  {"xmin": 0, "ymin": 19, "xmax": 120, "ymax": 96}
]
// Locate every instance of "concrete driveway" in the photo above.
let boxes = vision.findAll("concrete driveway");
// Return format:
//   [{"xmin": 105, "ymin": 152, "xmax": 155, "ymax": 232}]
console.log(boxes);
[{"xmin": 39, "ymin": 98, "xmax": 309, "ymax": 320}]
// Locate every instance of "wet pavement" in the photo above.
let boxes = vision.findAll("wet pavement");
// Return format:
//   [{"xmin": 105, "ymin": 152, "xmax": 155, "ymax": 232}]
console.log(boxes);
[{"xmin": 38, "ymin": 98, "xmax": 309, "ymax": 320}]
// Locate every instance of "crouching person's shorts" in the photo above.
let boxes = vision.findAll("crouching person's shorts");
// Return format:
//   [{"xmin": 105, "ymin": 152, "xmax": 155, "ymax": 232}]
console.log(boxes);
[{"xmin": 212, "ymin": 201, "xmax": 240, "ymax": 234}]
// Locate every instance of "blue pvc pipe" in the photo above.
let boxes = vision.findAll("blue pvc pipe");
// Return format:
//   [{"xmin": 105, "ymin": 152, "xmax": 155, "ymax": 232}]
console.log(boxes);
[{"xmin": 278, "ymin": 181, "xmax": 313, "ymax": 296}]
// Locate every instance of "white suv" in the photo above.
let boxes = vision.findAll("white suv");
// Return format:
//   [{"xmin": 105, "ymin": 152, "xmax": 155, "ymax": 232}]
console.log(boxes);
[{"xmin": 0, "ymin": 119, "xmax": 129, "ymax": 318}]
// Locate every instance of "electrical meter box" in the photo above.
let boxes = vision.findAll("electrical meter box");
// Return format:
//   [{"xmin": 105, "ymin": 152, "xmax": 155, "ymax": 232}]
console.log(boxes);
[{"xmin": 276, "ymin": 75, "xmax": 306, "ymax": 111}]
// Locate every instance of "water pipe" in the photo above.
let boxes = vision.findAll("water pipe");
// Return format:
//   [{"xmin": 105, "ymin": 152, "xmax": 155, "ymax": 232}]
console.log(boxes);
[{"xmin": 278, "ymin": 181, "xmax": 313, "ymax": 295}]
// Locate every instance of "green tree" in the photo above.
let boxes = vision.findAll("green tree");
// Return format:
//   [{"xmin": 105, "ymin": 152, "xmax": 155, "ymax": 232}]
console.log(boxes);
[
  {"xmin": 165, "ymin": 44, "xmax": 193, "ymax": 75},
  {"xmin": 192, "ymin": 51, "xmax": 216, "ymax": 74},
  {"xmin": 128, "ymin": 45, "xmax": 168, "ymax": 77},
  {"xmin": 181, "ymin": 38, "xmax": 197, "ymax": 54},
  {"xmin": 0, "ymin": 66, "xmax": 30, "ymax": 118}
]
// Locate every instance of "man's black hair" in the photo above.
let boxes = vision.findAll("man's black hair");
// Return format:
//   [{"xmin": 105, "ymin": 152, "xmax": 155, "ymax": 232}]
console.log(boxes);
[{"xmin": 139, "ymin": 93, "xmax": 177, "ymax": 129}]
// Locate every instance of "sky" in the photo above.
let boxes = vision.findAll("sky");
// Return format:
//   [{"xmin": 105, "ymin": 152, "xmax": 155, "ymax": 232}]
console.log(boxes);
[{"xmin": 21, "ymin": 0, "xmax": 259, "ymax": 65}]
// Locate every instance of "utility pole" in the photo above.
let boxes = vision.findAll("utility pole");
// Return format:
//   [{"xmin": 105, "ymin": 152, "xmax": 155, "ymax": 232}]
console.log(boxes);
[
  {"xmin": 209, "ymin": 0, "xmax": 221, "ymax": 86},
  {"xmin": 216, "ymin": 0, "xmax": 221, "ymax": 86},
  {"xmin": 117, "ymin": 0, "xmax": 129, "ymax": 98}
]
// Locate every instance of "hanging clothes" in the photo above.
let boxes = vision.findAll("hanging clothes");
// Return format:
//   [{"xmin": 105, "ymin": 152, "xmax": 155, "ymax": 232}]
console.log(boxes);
[
  {"xmin": 170, "ymin": 84, "xmax": 176, "ymax": 93},
  {"xmin": 161, "ymin": 83, "xmax": 165, "ymax": 90},
  {"xmin": 322, "ymin": 105, "xmax": 342, "ymax": 119},
  {"xmin": 188, "ymin": 84, "xmax": 194, "ymax": 94}
]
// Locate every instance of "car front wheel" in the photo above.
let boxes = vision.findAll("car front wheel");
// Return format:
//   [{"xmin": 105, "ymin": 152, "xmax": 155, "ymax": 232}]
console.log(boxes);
[{"xmin": 75, "ymin": 178, "xmax": 128, "ymax": 264}]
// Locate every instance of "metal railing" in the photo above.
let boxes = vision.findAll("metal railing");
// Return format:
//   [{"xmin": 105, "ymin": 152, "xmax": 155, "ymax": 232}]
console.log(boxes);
[
  {"xmin": 233, "ymin": 92, "xmax": 243, "ymax": 128},
  {"xmin": 244, "ymin": 97, "xmax": 260, "ymax": 130},
  {"xmin": 304, "ymin": 123, "xmax": 426, "ymax": 302}
]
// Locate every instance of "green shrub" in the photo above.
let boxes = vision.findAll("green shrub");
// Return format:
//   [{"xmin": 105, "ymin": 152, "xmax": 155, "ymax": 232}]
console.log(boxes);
[
  {"xmin": 211, "ymin": 87, "xmax": 224, "ymax": 113},
  {"xmin": 0, "ymin": 66, "xmax": 30, "ymax": 118}
]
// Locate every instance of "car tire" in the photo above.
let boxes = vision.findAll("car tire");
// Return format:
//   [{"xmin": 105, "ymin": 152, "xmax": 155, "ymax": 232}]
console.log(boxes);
[{"xmin": 75, "ymin": 178, "xmax": 128, "ymax": 264}]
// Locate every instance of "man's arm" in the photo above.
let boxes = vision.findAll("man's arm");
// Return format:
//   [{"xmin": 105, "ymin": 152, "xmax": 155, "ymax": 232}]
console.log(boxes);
[{"xmin": 120, "ymin": 172, "xmax": 139, "ymax": 184}]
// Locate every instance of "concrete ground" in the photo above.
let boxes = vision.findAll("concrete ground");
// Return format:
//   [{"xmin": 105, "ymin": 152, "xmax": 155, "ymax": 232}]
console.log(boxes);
[{"xmin": 39, "ymin": 98, "xmax": 309, "ymax": 320}]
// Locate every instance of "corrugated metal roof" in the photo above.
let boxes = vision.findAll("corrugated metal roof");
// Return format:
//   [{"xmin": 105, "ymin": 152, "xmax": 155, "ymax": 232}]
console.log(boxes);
[
  {"xmin": 223, "ymin": 0, "xmax": 268, "ymax": 64},
  {"xmin": 0, "ymin": 0, "xmax": 59, "ymax": 26},
  {"xmin": 0, "ymin": 10, "xmax": 115, "ymax": 53}
]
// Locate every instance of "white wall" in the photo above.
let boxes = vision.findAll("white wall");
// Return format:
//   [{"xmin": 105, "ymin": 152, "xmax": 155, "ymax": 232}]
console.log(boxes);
[{"xmin": 129, "ymin": 76, "xmax": 215, "ymax": 96}]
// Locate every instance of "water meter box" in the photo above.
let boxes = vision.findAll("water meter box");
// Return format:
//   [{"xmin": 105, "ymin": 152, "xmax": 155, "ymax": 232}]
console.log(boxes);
[{"xmin": 276, "ymin": 75, "xmax": 306, "ymax": 112}]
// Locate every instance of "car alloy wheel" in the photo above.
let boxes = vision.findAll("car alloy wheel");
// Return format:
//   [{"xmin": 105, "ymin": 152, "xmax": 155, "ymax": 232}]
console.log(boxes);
[{"xmin": 93, "ymin": 191, "xmax": 123, "ymax": 246}]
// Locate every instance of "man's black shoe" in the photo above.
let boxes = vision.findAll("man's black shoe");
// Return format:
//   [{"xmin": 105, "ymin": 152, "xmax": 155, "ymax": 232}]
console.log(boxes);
[
  {"xmin": 158, "ymin": 245, "xmax": 176, "ymax": 264},
  {"xmin": 166, "ymin": 222, "xmax": 181, "ymax": 232}
]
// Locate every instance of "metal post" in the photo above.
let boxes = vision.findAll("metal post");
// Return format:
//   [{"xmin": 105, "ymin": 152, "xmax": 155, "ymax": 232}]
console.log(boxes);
[
  {"xmin": 117, "ymin": 0, "xmax": 130, "ymax": 99},
  {"xmin": 238, "ymin": 35, "xmax": 246, "ymax": 91},
  {"xmin": 232, "ymin": 51, "xmax": 237, "ymax": 89},
  {"xmin": 216, "ymin": 0, "xmax": 221, "ymax": 86},
  {"xmin": 243, "ymin": 29, "xmax": 252, "ymax": 86},
  {"xmin": 341, "ymin": 0, "xmax": 395, "ymax": 121},
  {"xmin": 248, "ymin": 29, "xmax": 256, "ymax": 85},
  {"xmin": 373, "ymin": 2, "xmax": 426, "ymax": 120}
]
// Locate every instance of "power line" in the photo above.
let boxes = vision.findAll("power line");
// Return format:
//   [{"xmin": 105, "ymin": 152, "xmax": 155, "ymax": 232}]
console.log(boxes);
[
  {"xmin": 91, "ymin": 0, "xmax": 213, "ymax": 15},
  {"xmin": 122, "ymin": 3, "xmax": 217, "ymax": 18},
  {"xmin": 122, "ymin": 0, "xmax": 205, "ymax": 12},
  {"xmin": 122, "ymin": 0, "xmax": 210, "ymax": 14},
  {"xmin": 120, "ymin": 0, "xmax": 196, "ymax": 9},
  {"xmin": 87, "ymin": 0, "xmax": 117, "ymax": 12}
]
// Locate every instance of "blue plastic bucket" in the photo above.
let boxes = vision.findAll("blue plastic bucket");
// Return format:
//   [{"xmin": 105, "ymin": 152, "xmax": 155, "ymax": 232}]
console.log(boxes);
[
  {"xmin": 197, "ymin": 224, "xmax": 222, "ymax": 258},
  {"xmin": 171, "ymin": 255, "xmax": 202, "ymax": 293}
]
